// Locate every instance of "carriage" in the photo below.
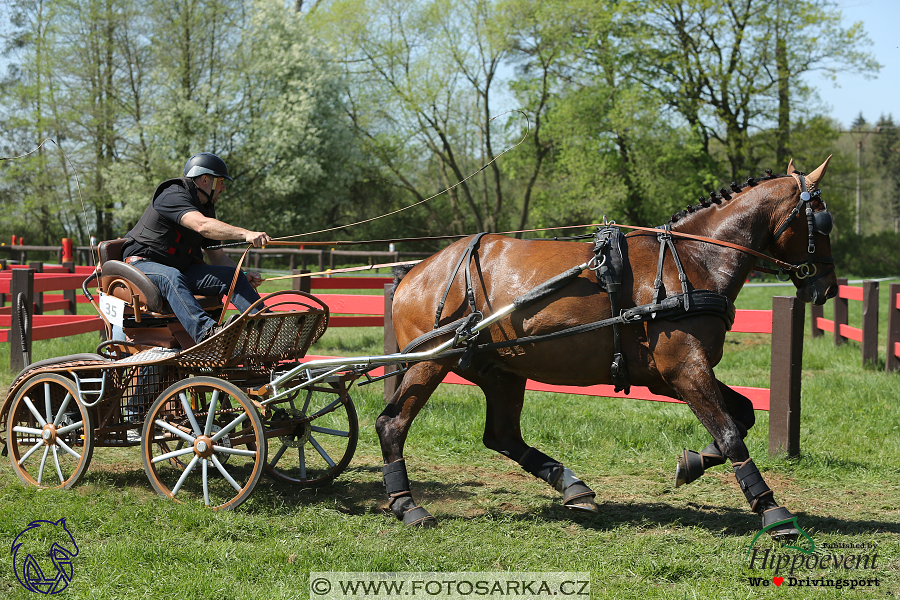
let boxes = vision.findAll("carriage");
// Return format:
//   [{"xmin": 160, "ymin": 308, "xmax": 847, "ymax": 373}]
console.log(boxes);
[{"xmin": 0, "ymin": 239, "xmax": 381, "ymax": 510}]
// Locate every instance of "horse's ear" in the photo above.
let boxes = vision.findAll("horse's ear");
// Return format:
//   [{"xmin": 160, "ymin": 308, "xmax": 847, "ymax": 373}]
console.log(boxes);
[
  {"xmin": 806, "ymin": 155, "xmax": 832, "ymax": 191},
  {"xmin": 786, "ymin": 158, "xmax": 795, "ymax": 174}
]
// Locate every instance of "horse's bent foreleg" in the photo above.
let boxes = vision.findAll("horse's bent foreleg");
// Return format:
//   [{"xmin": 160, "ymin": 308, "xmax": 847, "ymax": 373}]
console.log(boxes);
[
  {"xmin": 376, "ymin": 360, "xmax": 450, "ymax": 527},
  {"xmin": 476, "ymin": 368, "xmax": 599, "ymax": 514},
  {"xmin": 675, "ymin": 381, "xmax": 753, "ymax": 487},
  {"xmin": 665, "ymin": 358, "xmax": 797, "ymax": 539}
]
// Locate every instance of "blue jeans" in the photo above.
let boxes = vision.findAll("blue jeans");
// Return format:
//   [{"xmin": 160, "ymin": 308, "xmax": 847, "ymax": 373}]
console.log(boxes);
[{"xmin": 132, "ymin": 260, "xmax": 263, "ymax": 342}]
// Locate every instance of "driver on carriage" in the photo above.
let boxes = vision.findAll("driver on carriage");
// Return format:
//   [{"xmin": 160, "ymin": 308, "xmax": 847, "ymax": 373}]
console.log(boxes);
[{"xmin": 120, "ymin": 152, "xmax": 270, "ymax": 343}]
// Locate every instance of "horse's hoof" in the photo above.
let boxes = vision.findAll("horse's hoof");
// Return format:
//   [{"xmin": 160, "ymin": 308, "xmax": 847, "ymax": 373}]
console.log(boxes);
[
  {"xmin": 762, "ymin": 506, "xmax": 799, "ymax": 541},
  {"xmin": 768, "ymin": 525, "xmax": 799, "ymax": 542},
  {"xmin": 675, "ymin": 448, "xmax": 702, "ymax": 487},
  {"xmin": 402, "ymin": 505, "xmax": 437, "ymax": 528},
  {"xmin": 562, "ymin": 481, "xmax": 598, "ymax": 513},
  {"xmin": 564, "ymin": 498, "xmax": 600, "ymax": 514}
]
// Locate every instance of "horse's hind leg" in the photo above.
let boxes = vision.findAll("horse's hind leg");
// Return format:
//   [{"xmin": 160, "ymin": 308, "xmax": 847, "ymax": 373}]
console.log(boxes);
[
  {"xmin": 675, "ymin": 380, "xmax": 754, "ymax": 487},
  {"xmin": 376, "ymin": 360, "xmax": 450, "ymax": 528},
  {"xmin": 475, "ymin": 368, "xmax": 599, "ymax": 514}
]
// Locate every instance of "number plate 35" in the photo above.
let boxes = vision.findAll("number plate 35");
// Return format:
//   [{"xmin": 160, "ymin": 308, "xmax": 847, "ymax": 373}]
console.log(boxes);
[{"xmin": 98, "ymin": 293, "xmax": 126, "ymax": 327}]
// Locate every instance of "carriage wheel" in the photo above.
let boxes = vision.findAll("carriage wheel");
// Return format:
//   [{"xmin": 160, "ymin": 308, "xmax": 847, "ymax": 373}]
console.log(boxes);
[
  {"xmin": 6, "ymin": 374, "xmax": 94, "ymax": 490},
  {"xmin": 264, "ymin": 382, "xmax": 358, "ymax": 487},
  {"xmin": 141, "ymin": 376, "xmax": 266, "ymax": 511}
]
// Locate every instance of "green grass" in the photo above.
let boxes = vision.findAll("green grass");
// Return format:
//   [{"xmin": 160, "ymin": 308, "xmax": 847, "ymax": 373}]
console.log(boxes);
[{"xmin": 0, "ymin": 281, "xmax": 898, "ymax": 598}]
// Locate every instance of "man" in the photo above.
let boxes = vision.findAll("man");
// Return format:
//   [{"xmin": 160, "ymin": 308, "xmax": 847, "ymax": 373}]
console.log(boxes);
[{"xmin": 122, "ymin": 152, "xmax": 270, "ymax": 343}]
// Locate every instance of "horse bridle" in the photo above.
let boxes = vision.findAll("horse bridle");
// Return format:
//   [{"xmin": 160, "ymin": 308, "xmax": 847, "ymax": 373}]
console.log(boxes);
[{"xmin": 772, "ymin": 171, "xmax": 835, "ymax": 283}]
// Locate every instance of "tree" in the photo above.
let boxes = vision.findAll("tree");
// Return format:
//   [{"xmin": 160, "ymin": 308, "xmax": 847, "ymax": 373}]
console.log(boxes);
[
  {"xmin": 0, "ymin": 0, "xmax": 79, "ymax": 245},
  {"xmin": 311, "ymin": 0, "xmax": 522, "ymax": 236},
  {"xmin": 641, "ymin": 0, "xmax": 879, "ymax": 181},
  {"xmin": 871, "ymin": 115, "xmax": 900, "ymax": 233},
  {"xmin": 502, "ymin": 0, "xmax": 719, "ymax": 228},
  {"xmin": 217, "ymin": 0, "xmax": 361, "ymax": 237},
  {"xmin": 0, "ymin": 0, "xmax": 361, "ymax": 245}
]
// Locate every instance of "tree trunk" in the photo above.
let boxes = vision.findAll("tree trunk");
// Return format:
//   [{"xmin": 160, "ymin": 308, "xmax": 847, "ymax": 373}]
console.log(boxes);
[{"xmin": 775, "ymin": 19, "xmax": 790, "ymax": 168}]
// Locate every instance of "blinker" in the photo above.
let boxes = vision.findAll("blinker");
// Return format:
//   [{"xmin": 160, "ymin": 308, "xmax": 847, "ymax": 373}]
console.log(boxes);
[{"xmin": 813, "ymin": 210, "xmax": 833, "ymax": 236}]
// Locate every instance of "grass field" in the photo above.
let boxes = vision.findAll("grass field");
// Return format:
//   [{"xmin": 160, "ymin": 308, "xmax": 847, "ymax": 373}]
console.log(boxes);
[{"xmin": 0, "ymin": 277, "xmax": 898, "ymax": 599}]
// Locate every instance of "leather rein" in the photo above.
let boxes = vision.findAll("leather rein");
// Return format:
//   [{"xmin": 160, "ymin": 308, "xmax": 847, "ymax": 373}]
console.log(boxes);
[{"xmin": 217, "ymin": 173, "xmax": 833, "ymax": 322}]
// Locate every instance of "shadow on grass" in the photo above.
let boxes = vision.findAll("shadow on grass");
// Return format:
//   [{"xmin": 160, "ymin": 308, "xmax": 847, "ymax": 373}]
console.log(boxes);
[{"xmin": 74, "ymin": 463, "xmax": 900, "ymax": 538}]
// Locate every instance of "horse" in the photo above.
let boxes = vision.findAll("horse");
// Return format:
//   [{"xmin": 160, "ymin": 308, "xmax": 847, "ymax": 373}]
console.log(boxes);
[{"xmin": 377, "ymin": 157, "xmax": 838, "ymax": 537}]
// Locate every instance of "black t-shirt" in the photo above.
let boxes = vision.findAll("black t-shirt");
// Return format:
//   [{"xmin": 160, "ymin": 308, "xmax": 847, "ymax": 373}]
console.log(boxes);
[{"xmin": 123, "ymin": 179, "xmax": 216, "ymax": 269}]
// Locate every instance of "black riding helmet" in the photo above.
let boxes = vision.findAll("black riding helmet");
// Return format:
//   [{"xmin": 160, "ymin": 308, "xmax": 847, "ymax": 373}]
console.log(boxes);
[{"xmin": 183, "ymin": 152, "xmax": 233, "ymax": 181}]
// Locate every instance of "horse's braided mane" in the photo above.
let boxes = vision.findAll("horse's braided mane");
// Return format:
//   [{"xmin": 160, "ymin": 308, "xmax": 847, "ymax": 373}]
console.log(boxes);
[{"xmin": 668, "ymin": 170, "xmax": 791, "ymax": 224}]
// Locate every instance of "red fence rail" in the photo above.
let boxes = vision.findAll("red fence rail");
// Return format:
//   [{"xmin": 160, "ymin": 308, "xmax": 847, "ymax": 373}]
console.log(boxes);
[
  {"xmin": 0, "ymin": 264, "xmax": 104, "ymax": 371},
  {"xmin": 810, "ymin": 278, "xmax": 879, "ymax": 366}
]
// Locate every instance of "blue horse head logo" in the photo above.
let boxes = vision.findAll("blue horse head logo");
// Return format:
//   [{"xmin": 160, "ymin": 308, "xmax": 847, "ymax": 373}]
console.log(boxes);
[{"xmin": 11, "ymin": 519, "xmax": 79, "ymax": 595}]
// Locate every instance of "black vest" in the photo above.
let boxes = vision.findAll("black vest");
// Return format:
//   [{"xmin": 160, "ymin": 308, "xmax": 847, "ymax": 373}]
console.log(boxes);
[{"xmin": 125, "ymin": 178, "xmax": 214, "ymax": 269}]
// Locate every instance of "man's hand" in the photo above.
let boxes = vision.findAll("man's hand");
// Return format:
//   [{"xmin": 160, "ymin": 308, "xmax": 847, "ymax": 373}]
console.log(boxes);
[
  {"xmin": 244, "ymin": 230, "xmax": 270, "ymax": 247},
  {"xmin": 245, "ymin": 270, "xmax": 263, "ymax": 289}
]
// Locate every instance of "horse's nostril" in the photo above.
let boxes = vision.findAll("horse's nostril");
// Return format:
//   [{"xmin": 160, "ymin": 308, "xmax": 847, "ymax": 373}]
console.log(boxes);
[{"xmin": 825, "ymin": 285, "xmax": 838, "ymax": 299}]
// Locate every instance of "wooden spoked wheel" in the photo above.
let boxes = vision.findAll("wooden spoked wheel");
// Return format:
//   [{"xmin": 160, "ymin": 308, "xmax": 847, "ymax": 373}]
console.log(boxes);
[
  {"xmin": 6, "ymin": 374, "xmax": 94, "ymax": 489},
  {"xmin": 263, "ymin": 382, "xmax": 358, "ymax": 487},
  {"xmin": 141, "ymin": 377, "xmax": 266, "ymax": 511}
]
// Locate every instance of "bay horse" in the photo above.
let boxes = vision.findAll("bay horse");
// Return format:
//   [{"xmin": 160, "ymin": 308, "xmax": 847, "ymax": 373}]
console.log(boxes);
[{"xmin": 378, "ymin": 158, "xmax": 837, "ymax": 537}]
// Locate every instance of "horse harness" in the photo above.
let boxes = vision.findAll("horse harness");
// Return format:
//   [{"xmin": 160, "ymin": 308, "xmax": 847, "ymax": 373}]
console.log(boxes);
[
  {"xmin": 771, "ymin": 171, "xmax": 835, "ymax": 284},
  {"xmin": 402, "ymin": 172, "xmax": 831, "ymax": 392},
  {"xmin": 403, "ymin": 227, "xmax": 735, "ymax": 394}
]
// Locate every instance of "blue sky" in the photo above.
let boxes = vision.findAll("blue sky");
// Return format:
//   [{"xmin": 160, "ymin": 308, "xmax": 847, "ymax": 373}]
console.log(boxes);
[{"xmin": 807, "ymin": 0, "xmax": 899, "ymax": 127}]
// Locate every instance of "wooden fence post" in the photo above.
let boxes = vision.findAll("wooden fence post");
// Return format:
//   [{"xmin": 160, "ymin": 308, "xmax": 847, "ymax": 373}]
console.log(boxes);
[
  {"xmin": 291, "ymin": 269, "xmax": 311, "ymax": 293},
  {"xmin": 29, "ymin": 261, "xmax": 43, "ymax": 315},
  {"xmin": 10, "ymin": 268, "xmax": 34, "ymax": 372},
  {"xmin": 887, "ymin": 284, "xmax": 900, "ymax": 373},
  {"xmin": 0, "ymin": 259, "xmax": 6, "ymax": 307},
  {"xmin": 63, "ymin": 261, "xmax": 77, "ymax": 315},
  {"xmin": 861, "ymin": 280, "xmax": 879, "ymax": 367},
  {"xmin": 768, "ymin": 295, "xmax": 803, "ymax": 458},
  {"xmin": 810, "ymin": 303, "xmax": 823, "ymax": 337},
  {"xmin": 833, "ymin": 277, "xmax": 848, "ymax": 346},
  {"xmin": 383, "ymin": 283, "xmax": 400, "ymax": 402}
]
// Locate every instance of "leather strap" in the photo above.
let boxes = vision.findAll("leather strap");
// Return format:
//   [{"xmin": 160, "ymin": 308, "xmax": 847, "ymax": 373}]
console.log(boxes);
[
  {"xmin": 624, "ymin": 224, "xmax": 801, "ymax": 272},
  {"xmin": 433, "ymin": 232, "xmax": 487, "ymax": 329}
]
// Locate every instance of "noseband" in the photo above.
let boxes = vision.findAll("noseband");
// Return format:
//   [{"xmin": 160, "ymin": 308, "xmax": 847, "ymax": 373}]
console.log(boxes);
[{"xmin": 772, "ymin": 172, "xmax": 835, "ymax": 284}]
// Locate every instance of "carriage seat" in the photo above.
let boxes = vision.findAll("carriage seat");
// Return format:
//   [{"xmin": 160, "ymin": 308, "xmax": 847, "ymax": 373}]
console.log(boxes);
[{"xmin": 97, "ymin": 238, "xmax": 222, "ymax": 317}]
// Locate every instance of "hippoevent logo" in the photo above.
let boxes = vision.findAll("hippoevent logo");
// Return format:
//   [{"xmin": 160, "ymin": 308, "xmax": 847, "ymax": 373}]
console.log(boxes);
[
  {"xmin": 11, "ymin": 519, "xmax": 79, "ymax": 595},
  {"xmin": 746, "ymin": 517, "xmax": 880, "ymax": 591}
]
